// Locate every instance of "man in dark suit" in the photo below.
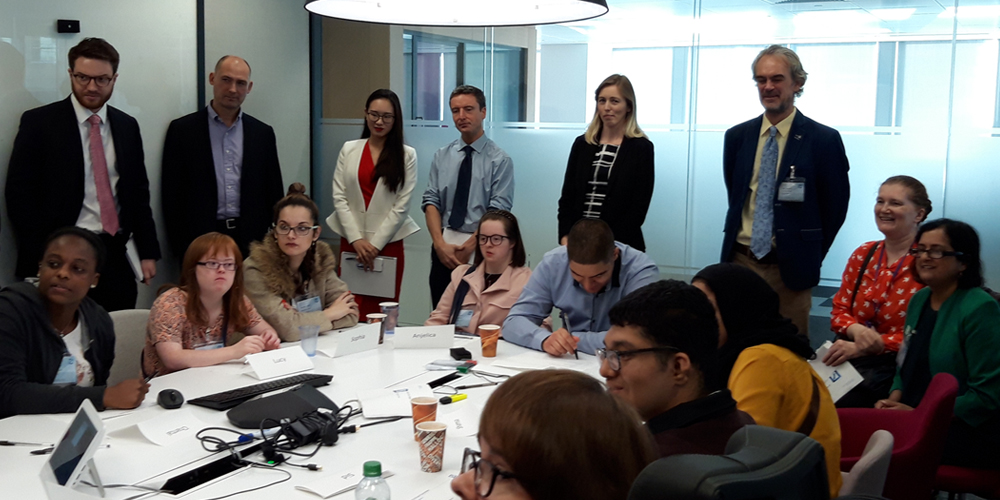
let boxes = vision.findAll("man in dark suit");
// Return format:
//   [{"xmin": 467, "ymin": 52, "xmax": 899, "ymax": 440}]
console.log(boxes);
[
  {"xmin": 6, "ymin": 38, "xmax": 161, "ymax": 312},
  {"xmin": 161, "ymin": 55, "xmax": 283, "ymax": 261},
  {"xmin": 720, "ymin": 45, "xmax": 850, "ymax": 337}
]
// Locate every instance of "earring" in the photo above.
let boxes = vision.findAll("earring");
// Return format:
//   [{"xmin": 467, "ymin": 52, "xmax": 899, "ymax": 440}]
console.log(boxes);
[{"xmin": 90, "ymin": 284, "xmax": 97, "ymax": 289}]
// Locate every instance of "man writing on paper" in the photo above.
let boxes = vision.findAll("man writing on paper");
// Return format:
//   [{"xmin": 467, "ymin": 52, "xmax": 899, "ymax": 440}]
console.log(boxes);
[
  {"xmin": 504, "ymin": 219, "xmax": 658, "ymax": 357},
  {"xmin": 422, "ymin": 85, "xmax": 514, "ymax": 308},
  {"xmin": 6, "ymin": 38, "xmax": 161, "ymax": 312}
]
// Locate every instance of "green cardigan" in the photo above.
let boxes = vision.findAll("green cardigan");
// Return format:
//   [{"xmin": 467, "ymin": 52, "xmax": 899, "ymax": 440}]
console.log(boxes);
[{"xmin": 893, "ymin": 287, "xmax": 1000, "ymax": 427}]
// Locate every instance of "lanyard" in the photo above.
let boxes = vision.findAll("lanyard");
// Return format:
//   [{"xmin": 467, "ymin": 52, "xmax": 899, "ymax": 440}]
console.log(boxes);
[{"xmin": 868, "ymin": 242, "xmax": 907, "ymax": 323}]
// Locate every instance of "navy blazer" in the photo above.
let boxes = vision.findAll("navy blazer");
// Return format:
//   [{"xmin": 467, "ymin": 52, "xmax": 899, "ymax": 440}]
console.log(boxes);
[
  {"xmin": 720, "ymin": 110, "xmax": 850, "ymax": 291},
  {"xmin": 160, "ymin": 108, "xmax": 283, "ymax": 258},
  {"xmin": 5, "ymin": 97, "xmax": 161, "ymax": 279}
]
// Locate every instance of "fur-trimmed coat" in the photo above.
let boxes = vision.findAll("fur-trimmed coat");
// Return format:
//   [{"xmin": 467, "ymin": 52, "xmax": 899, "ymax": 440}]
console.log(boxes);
[{"xmin": 243, "ymin": 237, "xmax": 358, "ymax": 341}]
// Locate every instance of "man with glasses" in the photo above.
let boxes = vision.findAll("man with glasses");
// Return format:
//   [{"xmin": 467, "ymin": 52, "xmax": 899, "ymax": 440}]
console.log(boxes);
[
  {"xmin": 601, "ymin": 280, "xmax": 754, "ymax": 457},
  {"xmin": 422, "ymin": 85, "xmax": 514, "ymax": 308},
  {"xmin": 6, "ymin": 38, "xmax": 161, "ymax": 311},
  {"xmin": 504, "ymin": 219, "xmax": 657, "ymax": 356},
  {"xmin": 161, "ymin": 55, "xmax": 283, "ymax": 261}
]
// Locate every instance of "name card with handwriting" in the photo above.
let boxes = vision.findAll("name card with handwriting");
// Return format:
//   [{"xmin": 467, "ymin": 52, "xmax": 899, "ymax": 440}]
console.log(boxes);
[
  {"xmin": 246, "ymin": 346, "xmax": 313, "ymax": 380},
  {"xmin": 330, "ymin": 323, "xmax": 380, "ymax": 358},
  {"xmin": 393, "ymin": 325, "xmax": 455, "ymax": 349}
]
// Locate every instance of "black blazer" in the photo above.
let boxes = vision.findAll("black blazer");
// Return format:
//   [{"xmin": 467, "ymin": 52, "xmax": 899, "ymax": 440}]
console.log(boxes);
[
  {"xmin": 720, "ymin": 110, "xmax": 850, "ymax": 291},
  {"xmin": 5, "ymin": 97, "xmax": 161, "ymax": 279},
  {"xmin": 557, "ymin": 135, "xmax": 655, "ymax": 251},
  {"xmin": 160, "ymin": 108, "xmax": 283, "ymax": 258}
]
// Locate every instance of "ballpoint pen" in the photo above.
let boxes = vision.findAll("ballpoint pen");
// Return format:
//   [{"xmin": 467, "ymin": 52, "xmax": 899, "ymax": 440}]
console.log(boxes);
[
  {"xmin": 0, "ymin": 440, "xmax": 51, "ymax": 447},
  {"xmin": 559, "ymin": 310, "xmax": 579, "ymax": 359}
]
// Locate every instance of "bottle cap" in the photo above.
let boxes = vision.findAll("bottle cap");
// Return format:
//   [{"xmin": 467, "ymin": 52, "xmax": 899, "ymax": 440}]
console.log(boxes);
[{"xmin": 363, "ymin": 460, "xmax": 382, "ymax": 477}]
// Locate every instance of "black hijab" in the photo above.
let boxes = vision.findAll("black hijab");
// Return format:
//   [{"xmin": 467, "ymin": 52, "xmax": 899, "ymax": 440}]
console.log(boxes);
[{"xmin": 693, "ymin": 263, "xmax": 815, "ymax": 388}]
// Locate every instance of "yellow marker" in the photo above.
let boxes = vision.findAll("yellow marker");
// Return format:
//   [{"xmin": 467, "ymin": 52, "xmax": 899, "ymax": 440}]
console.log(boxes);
[{"xmin": 439, "ymin": 394, "xmax": 468, "ymax": 405}]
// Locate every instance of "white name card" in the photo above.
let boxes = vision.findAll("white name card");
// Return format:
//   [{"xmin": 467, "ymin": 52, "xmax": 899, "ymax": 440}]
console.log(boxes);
[
  {"xmin": 295, "ymin": 467, "xmax": 395, "ymax": 499},
  {"xmin": 331, "ymin": 323, "xmax": 381, "ymax": 358},
  {"xmin": 392, "ymin": 325, "xmax": 455, "ymax": 349},
  {"xmin": 136, "ymin": 408, "xmax": 203, "ymax": 446},
  {"xmin": 245, "ymin": 346, "xmax": 314, "ymax": 380},
  {"xmin": 808, "ymin": 341, "xmax": 864, "ymax": 403}
]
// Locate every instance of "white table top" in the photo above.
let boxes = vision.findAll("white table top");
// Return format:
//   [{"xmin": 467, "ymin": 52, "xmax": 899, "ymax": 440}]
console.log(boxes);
[{"xmin": 0, "ymin": 328, "xmax": 599, "ymax": 500}]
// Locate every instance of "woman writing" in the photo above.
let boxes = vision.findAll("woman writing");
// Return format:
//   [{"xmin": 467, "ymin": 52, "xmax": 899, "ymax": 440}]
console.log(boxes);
[
  {"xmin": 327, "ymin": 89, "xmax": 419, "ymax": 317},
  {"xmin": 876, "ymin": 219, "xmax": 1000, "ymax": 469},
  {"xmin": 558, "ymin": 74, "xmax": 654, "ymax": 251},
  {"xmin": 0, "ymin": 227, "xmax": 148, "ymax": 417},
  {"xmin": 823, "ymin": 175, "xmax": 930, "ymax": 407},
  {"xmin": 426, "ymin": 210, "xmax": 545, "ymax": 333},
  {"xmin": 245, "ymin": 183, "xmax": 359, "ymax": 341},
  {"xmin": 143, "ymin": 233, "xmax": 281, "ymax": 376},
  {"xmin": 693, "ymin": 263, "xmax": 842, "ymax": 498}
]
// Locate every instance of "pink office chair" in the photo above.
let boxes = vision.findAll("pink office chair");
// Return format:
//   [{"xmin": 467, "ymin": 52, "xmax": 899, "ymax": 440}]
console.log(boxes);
[{"xmin": 935, "ymin": 465, "xmax": 1000, "ymax": 500}]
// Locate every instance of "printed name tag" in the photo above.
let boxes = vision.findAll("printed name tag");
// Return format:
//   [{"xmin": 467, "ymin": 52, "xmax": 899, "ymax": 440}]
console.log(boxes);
[
  {"xmin": 777, "ymin": 177, "xmax": 805, "ymax": 202},
  {"xmin": 456, "ymin": 309, "xmax": 474, "ymax": 328},
  {"xmin": 54, "ymin": 354, "xmax": 77, "ymax": 385},
  {"xmin": 393, "ymin": 325, "xmax": 455, "ymax": 349},
  {"xmin": 245, "ymin": 346, "xmax": 314, "ymax": 380},
  {"xmin": 294, "ymin": 295, "xmax": 323, "ymax": 313}
]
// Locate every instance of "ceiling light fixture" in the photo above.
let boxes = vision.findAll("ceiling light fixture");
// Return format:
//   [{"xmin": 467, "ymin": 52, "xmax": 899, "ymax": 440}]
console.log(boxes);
[{"xmin": 304, "ymin": 0, "xmax": 609, "ymax": 27}]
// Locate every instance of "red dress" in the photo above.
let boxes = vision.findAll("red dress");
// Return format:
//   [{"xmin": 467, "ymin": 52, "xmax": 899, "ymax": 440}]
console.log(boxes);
[{"xmin": 339, "ymin": 142, "xmax": 405, "ymax": 318}]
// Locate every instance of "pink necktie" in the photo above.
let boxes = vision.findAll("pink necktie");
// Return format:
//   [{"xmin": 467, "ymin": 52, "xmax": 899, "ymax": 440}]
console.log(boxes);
[{"xmin": 87, "ymin": 114, "xmax": 119, "ymax": 235}]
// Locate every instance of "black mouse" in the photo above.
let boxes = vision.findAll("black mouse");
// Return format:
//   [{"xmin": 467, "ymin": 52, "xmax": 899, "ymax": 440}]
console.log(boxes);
[{"xmin": 157, "ymin": 389, "xmax": 184, "ymax": 410}]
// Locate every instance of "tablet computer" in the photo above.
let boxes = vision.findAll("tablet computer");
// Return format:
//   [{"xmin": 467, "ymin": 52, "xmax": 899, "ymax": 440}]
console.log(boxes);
[{"xmin": 39, "ymin": 399, "xmax": 106, "ymax": 491}]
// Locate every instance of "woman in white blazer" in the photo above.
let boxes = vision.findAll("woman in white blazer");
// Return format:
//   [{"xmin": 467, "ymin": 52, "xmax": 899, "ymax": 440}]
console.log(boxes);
[{"xmin": 327, "ymin": 89, "xmax": 420, "ymax": 317}]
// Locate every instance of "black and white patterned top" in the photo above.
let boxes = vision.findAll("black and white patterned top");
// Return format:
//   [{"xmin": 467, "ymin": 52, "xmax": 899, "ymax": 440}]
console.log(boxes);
[{"xmin": 583, "ymin": 144, "xmax": 619, "ymax": 219}]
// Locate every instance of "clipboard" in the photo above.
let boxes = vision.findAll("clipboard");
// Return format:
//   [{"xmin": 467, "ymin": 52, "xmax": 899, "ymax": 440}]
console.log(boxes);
[{"xmin": 340, "ymin": 251, "xmax": 397, "ymax": 298}]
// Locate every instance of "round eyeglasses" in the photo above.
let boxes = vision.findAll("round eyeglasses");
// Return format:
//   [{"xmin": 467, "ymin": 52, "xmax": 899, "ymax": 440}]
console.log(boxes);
[
  {"xmin": 461, "ymin": 448, "xmax": 517, "ymax": 497},
  {"xmin": 366, "ymin": 111, "xmax": 395, "ymax": 123},
  {"xmin": 72, "ymin": 73, "xmax": 114, "ymax": 87},
  {"xmin": 478, "ymin": 234, "xmax": 510, "ymax": 246},
  {"xmin": 595, "ymin": 346, "xmax": 679, "ymax": 372}
]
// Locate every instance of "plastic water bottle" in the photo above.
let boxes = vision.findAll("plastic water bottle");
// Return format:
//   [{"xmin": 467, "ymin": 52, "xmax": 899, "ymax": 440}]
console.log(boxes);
[{"xmin": 355, "ymin": 460, "xmax": 390, "ymax": 500}]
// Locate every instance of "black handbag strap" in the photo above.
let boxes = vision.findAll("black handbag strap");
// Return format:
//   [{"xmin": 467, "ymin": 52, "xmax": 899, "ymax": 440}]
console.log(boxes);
[
  {"xmin": 850, "ymin": 242, "xmax": 880, "ymax": 311},
  {"xmin": 448, "ymin": 265, "xmax": 478, "ymax": 325},
  {"xmin": 796, "ymin": 376, "xmax": 821, "ymax": 437}
]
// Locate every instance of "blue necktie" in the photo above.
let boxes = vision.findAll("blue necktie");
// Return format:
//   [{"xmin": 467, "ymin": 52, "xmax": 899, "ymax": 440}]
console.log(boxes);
[
  {"xmin": 751, "ymin": 126, "xmax": 779, "ymax": 259},
  {"xmin": 449, "ymin": 145, "xmax": 474, "ymax": 230}
]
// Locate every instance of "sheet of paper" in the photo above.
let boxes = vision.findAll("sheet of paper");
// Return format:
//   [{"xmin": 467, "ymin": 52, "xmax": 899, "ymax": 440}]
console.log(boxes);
[
  {"xmin": 438, "ymin": 404, "xmax": 481, "ymax": 438},
  {"xmin": 393, "ymin": 325, "xmax": 455, "ymax": 349},
  {"xmin": 134, "ymin": 408, "xmax": 203, "ymax": 446},
  {"xmin": 340, "ymin": 252, "xmax": 397, "ymax": 298},
  {"xmin": 358, "ymin": 384, "xmax": 435, "ymax": 418},
  {"xmin": 492, "ymin": 351, "xmax": 593, "ymax": 373},
  {"xmin": 295, "ymin": 468, "xmax": 395, "ymax": 498},
  {"xmin": 410, "ymin": 473, "xmax": 461, "ymax": 500},
  {"xmin": 809, "ymin": 341, "xmax": 865, "ymax": 402}
]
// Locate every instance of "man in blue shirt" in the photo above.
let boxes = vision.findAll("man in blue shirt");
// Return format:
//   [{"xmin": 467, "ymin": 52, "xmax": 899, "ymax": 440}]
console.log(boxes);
[
  {"xmin": 422, "ymin": 85, "xmax": 514, "ymax": 307},
  {"xmin": 504, "ymin": 219, "xmax": 658, "ymax": 356}
]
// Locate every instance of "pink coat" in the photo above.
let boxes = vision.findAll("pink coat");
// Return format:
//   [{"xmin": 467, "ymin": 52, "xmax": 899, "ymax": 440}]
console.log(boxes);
[{"xmin": 426, "ymin": 264, "xmax": 550, "ymax": 334}]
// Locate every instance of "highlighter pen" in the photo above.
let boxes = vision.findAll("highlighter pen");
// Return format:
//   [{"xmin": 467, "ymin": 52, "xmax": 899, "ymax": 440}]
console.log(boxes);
[
  {"xmin": 559, "ymin": 311, "xmax": 579, "ymax": 360},
  {"xmin": 439, "ymin": 394, "xmax": 468, "ymax": 405}
]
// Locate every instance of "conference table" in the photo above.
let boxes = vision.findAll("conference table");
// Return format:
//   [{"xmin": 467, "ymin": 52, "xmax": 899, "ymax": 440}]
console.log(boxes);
[{"xmin": 0, "ymin": 326, "xmax": 600, "ymax": 500}]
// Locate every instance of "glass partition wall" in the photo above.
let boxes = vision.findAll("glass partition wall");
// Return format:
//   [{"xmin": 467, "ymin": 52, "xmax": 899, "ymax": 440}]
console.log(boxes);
[{"xmin": 318, "ymin": 1, "xmax": 1000, "ymax": 325}]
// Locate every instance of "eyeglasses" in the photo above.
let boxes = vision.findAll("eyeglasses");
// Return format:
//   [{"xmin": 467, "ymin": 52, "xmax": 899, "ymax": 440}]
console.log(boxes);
[
  {"xmin": 197, "ymin": 261, "xmax": 237, "ymax": 272},
  {"xmin": 478, "ymin": 234, "xmax": 510, "ymax": 246},
  {"xmin": 274, "ymin": 224, "xmax": 319, "ymax": 236},
  {"xmin": 908, "ymin": 247, "xmax": 964, "ymax": 260},
  {"xmin": 461, "ymin": 448, "xmax": 517, "ymax": 497},
  {"xmin": 596, "ymin": 346, "xmax": 679, "ymax": 372},
  {"xmin": 71, "ymin": 73, "xmax": 114, "ymax": 88},
  {"xmin": 366, "ymin": 111, "xmax": 395, "ymax": 123}
]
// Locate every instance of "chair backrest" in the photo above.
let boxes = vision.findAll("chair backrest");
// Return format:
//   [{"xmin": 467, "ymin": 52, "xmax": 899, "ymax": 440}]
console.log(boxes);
[
  {"xmin": 107, "ymin": 309, "xmax": 150, "ymax": 386},
  {"xmin": 840, "ymin": 430, "xmax": 893, "ymax": 496},
  {"xmin": 629, "ymin": 425, "xmax": 830, "ymax": 500}
]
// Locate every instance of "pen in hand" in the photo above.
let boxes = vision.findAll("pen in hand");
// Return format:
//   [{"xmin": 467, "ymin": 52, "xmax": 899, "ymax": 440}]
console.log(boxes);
[{"xmin": 559, "ymin": 311, "xmax": 579, "ymax": 360}]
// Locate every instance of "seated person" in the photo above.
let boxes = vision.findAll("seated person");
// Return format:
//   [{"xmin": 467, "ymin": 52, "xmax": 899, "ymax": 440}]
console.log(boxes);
[
  {"xmin": 824, "ymin": 175, "xmax": 931, "ymax": 407},
  {"xmin": 0, "ymin": 227, "xmax": 148, "ymax": 418},
  {"xmin": 244, "ymin": 183, "xmax": 359, "ymax": 341},
  {"xmin": 143, "ymin": 232, "xmax": 281, "ymax": 376},
  {"xmin": 426, "ymin": 210, "xmax": 548, "ymax": 333},
  {"xmin": 602, "ymin": 280, "xmax": 754, "ymax": 457},
  {"xmin": 693, "ymin": 263, "xmax": 842, "ymax": 498},
  {"xmin": 876, "ymin": 219, "xmax": 1000, "ymax": 470},
  {"xmin": 503, "ymin": 219, "xmax": 658, "ymax": 356},
  {"xmin": 451, "ymin": 369, "xmax": 656, "ymax": 500}
]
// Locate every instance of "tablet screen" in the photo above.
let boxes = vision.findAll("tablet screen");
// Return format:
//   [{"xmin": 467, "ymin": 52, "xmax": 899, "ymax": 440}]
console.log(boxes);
[{"xmin": 49, "ymin": 409, "xmax": 98, "ymax": 485}]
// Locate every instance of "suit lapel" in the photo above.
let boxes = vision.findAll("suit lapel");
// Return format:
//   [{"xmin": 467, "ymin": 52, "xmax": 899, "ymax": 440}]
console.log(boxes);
[
  {"xmin": 57, "ymin": 98, "xmax": 87, "ymax": 193},
  {"xmin": 738, "ymin": 116, "xmax": 763, "ymax": 188},
  {"xmin": 778, "ymin": 110, "xmax": 807, "ymax": 182}
]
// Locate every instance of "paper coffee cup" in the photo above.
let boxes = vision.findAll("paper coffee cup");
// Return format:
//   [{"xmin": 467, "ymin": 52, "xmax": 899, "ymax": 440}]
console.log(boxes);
[
  {"xmin": 479, "ymin": 324, "xmax": 501, "ymax": 357},
  {"xmin": 416, "ymin": 421, "xmax": 447, "ymax": 473},
  {"xmin": 410, "ymin": 396, "xmax": 438, "ymax": 441}
]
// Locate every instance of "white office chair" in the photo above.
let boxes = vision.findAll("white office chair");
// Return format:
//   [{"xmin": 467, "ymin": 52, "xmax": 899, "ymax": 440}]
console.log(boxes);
[
  {"xmin": 107, "ymin": 309, "xmax": 150, "ymax": 386},
  {"xmin": 839, "ymin": 430, "xmax": 894, "ymax": 497}
]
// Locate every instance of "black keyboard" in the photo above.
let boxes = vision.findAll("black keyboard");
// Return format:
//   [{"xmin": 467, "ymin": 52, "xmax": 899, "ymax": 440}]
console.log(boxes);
[{"xmin": 187, "ymin": 373, "xmax": 334, "ymax": 411}]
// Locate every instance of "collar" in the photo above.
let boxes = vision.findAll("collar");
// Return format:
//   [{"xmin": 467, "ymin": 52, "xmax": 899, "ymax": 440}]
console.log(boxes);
[
  {"xmin": 759, "ymin": 107, "xmax": 796, "ymax": 139},
  {"xmin": 208, "ymin": 102, "xmax": 243, "ymax": 126},
  {"xmin": 645, "ymin": 390, "xmax": 739, "ymax": 434},
  {"xmin": 70, "ymin": 93, "xmax": 108, "ymax": 127},
  {"xmin": 462, "ymin": 133, "xmax": 489, "ymax": 153}
]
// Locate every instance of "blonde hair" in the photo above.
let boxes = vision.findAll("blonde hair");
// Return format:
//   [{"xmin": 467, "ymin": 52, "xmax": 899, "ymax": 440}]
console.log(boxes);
[{"xmin": 584, "ymin": 74, "xmax": 645, "ymax": 145}]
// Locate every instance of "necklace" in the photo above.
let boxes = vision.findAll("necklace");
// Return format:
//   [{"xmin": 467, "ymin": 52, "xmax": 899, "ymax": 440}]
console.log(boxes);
[{"xmin": 53, "ymin": 316, "xmax": 77, "ymax": 335}]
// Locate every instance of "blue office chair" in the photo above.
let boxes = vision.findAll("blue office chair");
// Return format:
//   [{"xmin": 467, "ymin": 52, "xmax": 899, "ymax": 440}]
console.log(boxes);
[{"xmin": 628, "ymin": 425, "xmax": 830, "ymax": 500}]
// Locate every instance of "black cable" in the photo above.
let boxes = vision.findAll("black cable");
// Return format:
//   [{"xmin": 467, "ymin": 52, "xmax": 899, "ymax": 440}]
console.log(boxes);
[{"xmin": 196, "ymin": 426, "xmax": 252, "ymax": 453}]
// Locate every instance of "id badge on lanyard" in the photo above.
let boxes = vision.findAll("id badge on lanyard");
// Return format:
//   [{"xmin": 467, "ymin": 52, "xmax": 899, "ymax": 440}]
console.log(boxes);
[
  {"xmin": 456, "ymin": 309, "xmax": 474, "ymax": 328},
  {"xmin": 54, "ymin": 352, "xmax": 78, "ymax": 385},
  {"xmin": 777, "ymin": 166, "xmax": 806, "ymax": 202},
  {"xmin": 294, "ymin": 294, "xmax": 323, "ymax": 313}
]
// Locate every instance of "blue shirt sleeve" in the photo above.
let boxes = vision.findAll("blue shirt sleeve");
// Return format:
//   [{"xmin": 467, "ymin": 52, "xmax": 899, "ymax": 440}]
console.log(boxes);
[
  {"xmin": 421, "ymin": 149, "xmax": 444, "ymax": 212},
  {"xmin": 489, "ymin": 153, "xmax": 514, "ymax": 211},
  {"xmin": 502, "ymin": 257, "xmax": 555, "ymax": 351}
]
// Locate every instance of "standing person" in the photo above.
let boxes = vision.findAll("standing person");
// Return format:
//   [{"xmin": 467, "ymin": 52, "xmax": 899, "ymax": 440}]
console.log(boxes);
[
  {"xmin": 6, "ymin": 38, "xmax": 161, "ymax": 312},
  {"xmin": 823, "ymin": 176, "xmax": 931, "ymax": 408},
  {"xmin": 876, "ymin": 219, "xmax": 1000, "ymax": 470},
  {"xmin": 161, "ymin": 55, "xmax": 284, "ymax": 261},
  {"xmin": 0, "ymin": 228, "xmax": 149, "ymax": 418},
  {"xmin": 327, "ymin": 89, "xmax": 419, "ymax": 317},
  {"xmin": 143, "ymin": 233, "xmax": 280, "ymax": 377},
  {"xmin": 246, "ymin": 183, "xmax": 359, "ymax": 341},
  {"xmin": 422, "ymin": 85, "xmax": 514, "ymax": 308},
  {"xmin": 720, "ymin": 44, "xmax": 850, "ymax": 337},
  {"xmin": 558, "ymin": 74, "xmax": 654, "ymax": 251}
]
